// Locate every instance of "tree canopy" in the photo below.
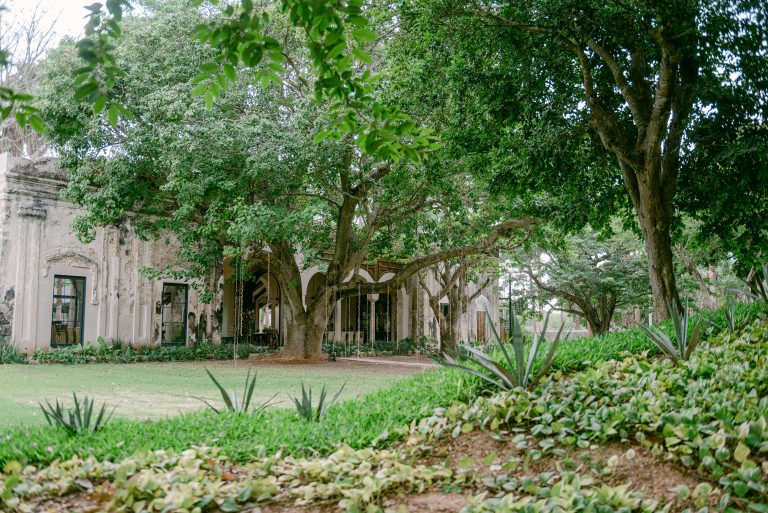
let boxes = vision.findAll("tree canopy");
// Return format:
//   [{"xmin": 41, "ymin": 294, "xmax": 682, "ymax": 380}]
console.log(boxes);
[
  {"xmin": 37, "ymin": 1, "xmax": 533, "ymax": 358},
  {"xmin": 382, "ymin": 0, "xmax": 768, "ymax": 319}
]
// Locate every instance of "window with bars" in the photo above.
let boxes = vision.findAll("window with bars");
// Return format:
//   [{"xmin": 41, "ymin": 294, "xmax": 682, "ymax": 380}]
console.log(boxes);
[
  {"xmin": 161, "ymin": 283, "xmax": 188, "ymax": 345},
  {"xmin": 51, "ymin": 276, "xmax": 86, "ymax": 346}
]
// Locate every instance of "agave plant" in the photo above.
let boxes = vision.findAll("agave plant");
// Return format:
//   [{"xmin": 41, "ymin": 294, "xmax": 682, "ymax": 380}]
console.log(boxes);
[
  {"xmin": 705, "ymin": 296, "xmax": 739, "ymax": 334},
  {"xmin": 292, "ymin": 383, "xmax": 345, "ymax": 421},
  {"xmin": 443, "ymin": 309, "xmax": 566, "ymax": 391},
  {"xmin": 39, "ymin": 393, "xmax": 115, "ymax": 434},
  {"xmin": 198, "ymin": 368, "xmax": 276, "ymax": 414},
  {"xmin": 639, "ymin": 299, "xmax": 701, "ymax": 361}
]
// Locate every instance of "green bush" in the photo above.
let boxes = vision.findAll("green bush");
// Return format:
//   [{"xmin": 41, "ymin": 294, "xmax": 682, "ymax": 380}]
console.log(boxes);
[
  {"xmin": 323, "ymin": 337, "xmax": 439, "ymax": 357},
  {"xmin": 30, "ymin": 341, "xmax": 273, "ymax": 365},
  {"xmin": 0, "ymin": 339, "xmax": 27, "ymax": 364}
]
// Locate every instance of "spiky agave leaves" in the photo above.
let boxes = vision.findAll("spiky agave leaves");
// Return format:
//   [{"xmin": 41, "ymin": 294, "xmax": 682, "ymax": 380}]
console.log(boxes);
[
  {"xmin": 443, "ymin": 308, "xmax": 565, "ymax": 391},
  {"xmin": 292, "ymin": 382, "xmax": 346, "ymax": 421},
  {"xmin": 639, "ymin": 298, "xmax": 701, "ymax": 361},
  {"xmin": 39, "ymin": 393, "xmax": 115, "ymax": 435},
  {"xmin": 199, "ymin": 368, "xmax": 277, "ymax": 414}
]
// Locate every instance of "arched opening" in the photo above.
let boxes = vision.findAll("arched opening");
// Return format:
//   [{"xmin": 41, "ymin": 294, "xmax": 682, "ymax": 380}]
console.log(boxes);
[
  {"xmin": 374, "ymin": 290, "xmax": 394, "ymax": 341},
  {"xmin": 240, "ymin": 270, "xmax": 282, "ymax": 348},
  {"xmin": 339, "ymin": 291, "xmax": 368, "ymax": 344}
]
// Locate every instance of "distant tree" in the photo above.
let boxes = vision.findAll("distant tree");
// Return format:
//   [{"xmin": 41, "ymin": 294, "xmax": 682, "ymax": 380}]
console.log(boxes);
[
  {"xmin": 0, "ymin": 2, "xmax": 49, "ymax": 136},
  {"xmin": 517, "ymin": 229, "xmax": 650, "ymax": 335},
  {"xmin": 418, "ymin": 258, "xmax": 495, "ymax": 351}
]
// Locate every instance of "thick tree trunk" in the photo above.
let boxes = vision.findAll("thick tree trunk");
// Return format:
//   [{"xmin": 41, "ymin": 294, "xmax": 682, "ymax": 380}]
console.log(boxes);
[
  {"xmin": 280, "ymin": 303, "xmax": 327, "ymax": 360},
  {"xmin": 583, "ymin": 314, "xmax": 610, "ymax": 336},
  {"xmin": 620, "ymin": 160, "xmax": 680, "ymax": 321},
  {"xmin": 638, "ymin": 211, "xmax": 678, "ymax": 320},
  {"xmin": 437, "ymin": 309, "xmax": 461, "ymax": 352}
]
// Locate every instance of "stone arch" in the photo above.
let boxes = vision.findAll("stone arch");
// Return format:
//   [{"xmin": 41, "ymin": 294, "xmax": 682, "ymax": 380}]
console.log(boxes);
[{"xmin": 304, "ymin": 271, "xmax": 327, "ymax": 306}]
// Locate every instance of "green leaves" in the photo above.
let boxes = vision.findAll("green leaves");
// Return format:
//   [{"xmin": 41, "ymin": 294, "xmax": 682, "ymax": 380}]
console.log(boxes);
[
  {"xmin": 39, "ymin": 393, "xmax": 115, "ymax": 435},
  {"xmin": 443, "ymin": 308, "xmax": 565, "ymax": 391},
  {"xmin": 292, "ymin": 382, "xmax": 346, "ymax": 421},
  {"xmin": 352, "ymin": 27, "xmax": 377, "ymax": 42}
]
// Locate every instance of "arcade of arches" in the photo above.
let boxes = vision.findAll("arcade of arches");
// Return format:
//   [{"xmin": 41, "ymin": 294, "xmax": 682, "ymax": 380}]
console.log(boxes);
[{"xmin": 219, "ymin": 259, "xmax": 499, "ymax": 348}]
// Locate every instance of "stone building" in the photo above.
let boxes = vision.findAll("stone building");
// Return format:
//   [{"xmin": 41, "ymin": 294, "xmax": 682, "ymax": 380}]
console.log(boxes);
[{"xmin": 0, "ymin": 154, "xmax": 498, "ymax": 353}]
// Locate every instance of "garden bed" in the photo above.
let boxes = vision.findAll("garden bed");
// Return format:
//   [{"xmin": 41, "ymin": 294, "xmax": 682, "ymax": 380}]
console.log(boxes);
[{"xmin": 2, "ymin": 314, "xmax": 766, "ymax": 512}]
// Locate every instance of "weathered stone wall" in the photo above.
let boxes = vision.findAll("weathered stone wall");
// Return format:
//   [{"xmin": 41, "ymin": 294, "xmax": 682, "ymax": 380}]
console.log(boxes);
[{"xmin": 0, "ymin": 154, "xmax": 215, "ymax": 353}]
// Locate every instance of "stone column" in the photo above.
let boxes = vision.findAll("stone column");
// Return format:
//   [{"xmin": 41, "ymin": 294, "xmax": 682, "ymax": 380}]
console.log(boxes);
[{"xmin": 13, "ymin": 205, "xmax": 46, "ymax": 352}]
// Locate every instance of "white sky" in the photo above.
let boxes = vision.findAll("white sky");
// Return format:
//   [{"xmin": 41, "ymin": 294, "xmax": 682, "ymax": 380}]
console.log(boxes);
[{"xmin": 6, "ymin": 0, "xmax": 92, "ymax": 42}]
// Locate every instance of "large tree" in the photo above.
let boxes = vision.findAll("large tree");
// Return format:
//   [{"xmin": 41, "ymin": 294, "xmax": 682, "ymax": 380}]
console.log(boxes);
[
  {"xmin": 38, "ymin": 3, "xmax": 532, "ymax": 359},
  {"xmin": 385, "ymin": 0, "xmax": 768, "ymax": 319}
]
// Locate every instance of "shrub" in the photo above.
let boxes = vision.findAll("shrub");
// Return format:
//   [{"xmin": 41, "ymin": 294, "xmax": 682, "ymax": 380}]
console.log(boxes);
[
  {"xmin": 0, "ymin": 339, "xmax": 27, "ymax": 364},
  {"xmin": 292, "ymin": 383, "xmax": 346, "ymax": 421},
  {"xmin": 444, "ymin": 309, "xmax": 566, "ymax": 391},
  {"xmin": 198, "ymin": 368, "xmax": 276, "ymax": 414},
  {"xmin": 39, "ymin": 393, "xmax": 114, "ymax": 434},
  {"xmin": 30, "ymin": 342, "xmax": 273, "ymax": 365}
]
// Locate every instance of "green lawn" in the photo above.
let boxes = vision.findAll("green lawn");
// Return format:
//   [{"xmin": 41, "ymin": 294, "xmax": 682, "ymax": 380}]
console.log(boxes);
[{"xmin": 0, "ymin": 360, "xmax": 418, "ymax": 428}]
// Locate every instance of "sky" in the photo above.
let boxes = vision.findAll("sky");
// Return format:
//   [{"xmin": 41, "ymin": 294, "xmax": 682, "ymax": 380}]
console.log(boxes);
[{"xmin": 6, "ymin": 0, "xmax": 92, "ymax": 42}]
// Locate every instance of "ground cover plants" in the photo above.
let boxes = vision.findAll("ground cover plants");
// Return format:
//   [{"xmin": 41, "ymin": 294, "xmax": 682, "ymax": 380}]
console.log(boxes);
[{"xmin": 2, "ymin": 315, "xmax": 765, "ymax": 512}]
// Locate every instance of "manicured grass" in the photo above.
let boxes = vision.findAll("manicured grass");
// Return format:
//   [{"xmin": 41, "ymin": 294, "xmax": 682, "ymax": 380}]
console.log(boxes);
[
  {"xmin": 0, "ymin": 360, "xmax": 417, "ymax": 428},
  {"xmin": 0, "ymin": 367, "xmax": 475, "ymax": 467}
]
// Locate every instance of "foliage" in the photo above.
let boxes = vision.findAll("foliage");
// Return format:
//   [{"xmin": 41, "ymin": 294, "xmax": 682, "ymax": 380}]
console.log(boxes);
[
  {"xmin": 385, "ymin": 0, "xmax": 768, "ymax": 318},
  {"xmin": 638, "ymin": 299, "xmax": 701, "ymax": 361},
  {"xmin": 444, "ymin": 310, "xmax": 564, "ymax": 390},
  {"xmin": 0, "ymin": 339, "xmax": 27, "ymax": 365},
  {"xmin": 198, "ymin": 368, "xmax": 276, "ymax": 415},
  {"xmin": 37, "ymin": 2, "xmax": 526, "ymax": 359},
  {"xmin": 292, "ymin": 383, "xmax": 346, "ymax": 422},
  {"xmin": 3, "ymin": 317, "xmax": 767, "ymax": 512},
  {"xmin": 73, "ymin": 0, "xmax": 435, "ymax": 160},
  {"xmin": 408, "ymin": 318, "xmax": 768, "ymax": 511},
  {"xmin": 38, "ymin": 394, "xmax": 114, "ymax": 435},
  {"xmin": 30, "ymin": 342, "xmax": 272, "ymax": 365}
]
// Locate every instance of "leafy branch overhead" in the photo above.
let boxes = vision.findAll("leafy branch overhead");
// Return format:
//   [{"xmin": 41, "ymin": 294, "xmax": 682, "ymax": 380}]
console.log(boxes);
[{"xmin": 74, "ymin": 0, "xmax": 438, "ymax": 162}]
